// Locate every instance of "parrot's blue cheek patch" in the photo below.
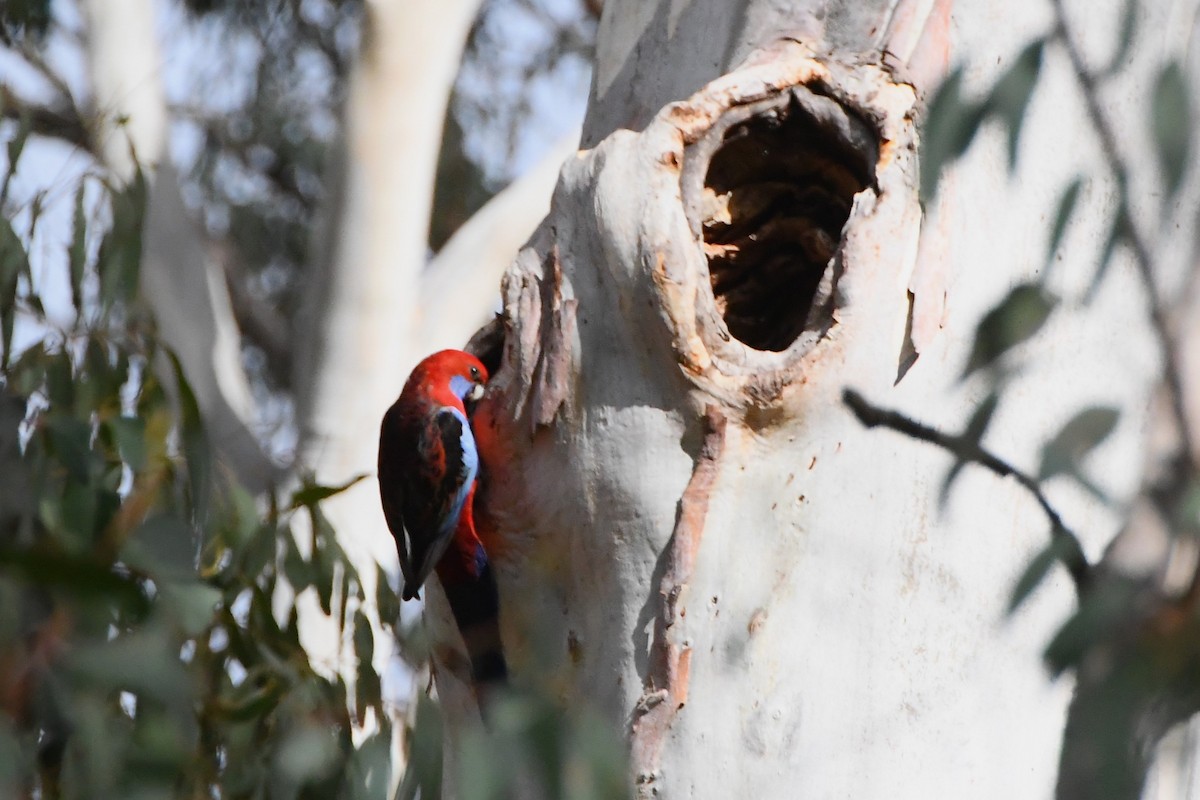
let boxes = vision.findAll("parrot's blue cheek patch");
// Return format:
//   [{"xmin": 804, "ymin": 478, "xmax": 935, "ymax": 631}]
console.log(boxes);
[{"xmin": 449, "ymin": 374, "xmax": 474, "ymax": 403}]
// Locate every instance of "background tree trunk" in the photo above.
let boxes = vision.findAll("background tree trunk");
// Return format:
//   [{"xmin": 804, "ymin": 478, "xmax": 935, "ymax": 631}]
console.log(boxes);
[
  {"xmin": 82, "ymin": 0, "xmax": 277, "ymax": 491},
  {"xmin": 436, "ymin": 1, "xmax": 1199, "ymax": 797}
]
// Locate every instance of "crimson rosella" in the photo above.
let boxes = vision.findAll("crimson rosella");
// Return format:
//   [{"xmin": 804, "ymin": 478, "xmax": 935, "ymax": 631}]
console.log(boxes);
[{"xmin": 377, "ymin": 349, "xmax": 506, "ymax": 685}]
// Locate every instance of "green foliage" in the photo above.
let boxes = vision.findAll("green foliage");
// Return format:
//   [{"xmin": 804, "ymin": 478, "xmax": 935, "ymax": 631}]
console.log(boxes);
[
  {"xmin": 1007, "ymin": 535, "xmax": 1077, "ymax": 615},
  {"xmin": 1044, "ymin": 177, "xmax": 1083, "ymax": 275},
  {"xmin": 1151, "ymin": 61, "xmax": 1192, "ymax": 201},
  {"xmin": 1037, "ymin": 407, "xmax": 1119, "ymax": 483},
  {"xmin": 919, "ymin": 39, "xmax": 1044, "ymax": 201},
  {"xmin": 0, "ymin": 139, "xmax": 628, "ymax": 800},
  {"xmin": 919, "ymin": 68, "xmax": 983, "ymax": 202},
  {"xmin": 0, "ymin": 156, "xmax": 393, "ymax": 798},
  {"xmin": 962, "ymin": 284, "xmax": 1057, "ymax": 378},
  {"xmin": 454, "ymin": 692, "xmax": 631, "ymax": 800},
  {"xmin": 1099, "ymin": 0, "xmax": 1140, "ymax": 78},
  {"xmin": 987, "ymin": 40, "xmax": 1045, "ymax": 170},
  {"xmin": 938, "ymin": 392, "xmax": 1000, "ymax": 507}
]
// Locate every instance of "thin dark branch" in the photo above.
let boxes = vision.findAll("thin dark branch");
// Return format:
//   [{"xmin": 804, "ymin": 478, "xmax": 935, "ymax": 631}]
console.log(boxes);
[
  {"xmin": 13, "ymin": 39, "xmax": 77, "ymax": 108},
  {"xmin": 1049, "ymin": 0, "xmax": 1196, "ymax": 468},
  {"xmin": 843, "ymin": 389, "xmax": 1091, "ymax": 592},
  {"xmin": 0, "ymin": 85, "xmax": 88, "ymax": 148}
]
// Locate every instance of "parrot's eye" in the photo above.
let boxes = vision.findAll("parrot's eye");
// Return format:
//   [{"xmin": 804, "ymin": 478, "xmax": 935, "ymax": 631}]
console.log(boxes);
[{"xmin": 469, "ymin": 366, "xmax": 481, "ymax": 381}]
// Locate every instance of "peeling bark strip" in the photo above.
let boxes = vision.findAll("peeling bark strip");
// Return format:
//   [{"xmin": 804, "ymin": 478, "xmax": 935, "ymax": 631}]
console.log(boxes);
[
  {"xmin": 631, "ymin": 406, "xmax": 727, "ymax": 793},
  {"xmin": 529, "ymin": 247, "xmax": 578, "ymax": 432},
  {"xmin": 506, "ymin": 245, "xmax": 578, "ymax": 435}
]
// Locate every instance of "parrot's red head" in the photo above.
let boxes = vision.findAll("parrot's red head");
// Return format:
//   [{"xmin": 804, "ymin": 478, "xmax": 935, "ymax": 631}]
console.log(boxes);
[{"xmin": 407, "ymin": 349, "xmax": 489, "ymax": 411}]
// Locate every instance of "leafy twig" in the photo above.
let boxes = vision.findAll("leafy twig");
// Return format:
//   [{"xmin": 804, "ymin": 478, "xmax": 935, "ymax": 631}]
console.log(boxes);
[
  {"xmin": 843, "ymin": 389, "xmax": 1091, "ymax": 592},
  {"xmin": 1049, "ymin": 0, "xmax": 1196, "ymax": 467}
]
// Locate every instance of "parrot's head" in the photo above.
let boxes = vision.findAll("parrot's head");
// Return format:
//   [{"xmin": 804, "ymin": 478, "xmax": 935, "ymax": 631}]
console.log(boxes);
[{"xmin": 415, "ymin": 349, "xmax": 489, "ymax": 411}]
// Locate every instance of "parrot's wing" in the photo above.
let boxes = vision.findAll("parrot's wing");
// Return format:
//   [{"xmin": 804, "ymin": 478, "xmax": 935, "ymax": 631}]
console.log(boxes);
[
  {"xmin": 378, "ymin": 403, "xmax": 417, "ymax": 598},
  {"xmin": 401, "ymin": 407, "xmax": 479, "ymax": 599}
]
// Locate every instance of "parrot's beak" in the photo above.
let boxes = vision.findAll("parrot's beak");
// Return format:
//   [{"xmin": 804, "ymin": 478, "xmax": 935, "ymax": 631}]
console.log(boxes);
[{"xmin": 469, "ymin": 383, "xmax": 485, "ymax": 402}]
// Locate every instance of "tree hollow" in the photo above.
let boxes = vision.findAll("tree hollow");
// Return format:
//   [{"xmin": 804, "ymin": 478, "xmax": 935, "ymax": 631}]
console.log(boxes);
[{"xmin": 684, "ymin": 85, "xmax": 878, "ymax": 352}]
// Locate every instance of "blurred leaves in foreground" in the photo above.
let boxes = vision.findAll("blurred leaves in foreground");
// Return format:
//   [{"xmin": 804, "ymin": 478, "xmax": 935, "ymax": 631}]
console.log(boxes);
[
  {"xmin": 0, "ymin": 129, "xmax": 628, "ymax": 798},
  {"xmin": 0, "ymin": 154, "xmax": 391, "ymax": 798}
]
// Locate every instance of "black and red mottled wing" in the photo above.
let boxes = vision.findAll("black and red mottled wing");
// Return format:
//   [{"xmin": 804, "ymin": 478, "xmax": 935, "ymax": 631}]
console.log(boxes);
[{"xmin": 378, "ymin": 400, "xmax": 477, "ymax": 601}]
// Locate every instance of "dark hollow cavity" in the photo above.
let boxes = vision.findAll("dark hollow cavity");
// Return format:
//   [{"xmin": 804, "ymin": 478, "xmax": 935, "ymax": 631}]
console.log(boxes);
[{"xmin": 683, "ymin": 85, "xmax": 879, "ymax": 352}]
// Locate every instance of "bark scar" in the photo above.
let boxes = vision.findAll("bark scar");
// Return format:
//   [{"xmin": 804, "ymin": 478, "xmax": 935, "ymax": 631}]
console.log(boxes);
[
  {"xmin": 630, "ymin": 405, "xmax": 727, "ymax": 792},
  {"xmin": 528, "ymin": 246, "xmax": 578, "ymax": 434}
]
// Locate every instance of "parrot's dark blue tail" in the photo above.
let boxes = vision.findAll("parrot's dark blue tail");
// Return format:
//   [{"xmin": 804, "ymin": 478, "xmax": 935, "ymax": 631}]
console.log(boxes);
[{"xmin": 442, "ymin": 562, "xmax": 508, "ymax": 687}]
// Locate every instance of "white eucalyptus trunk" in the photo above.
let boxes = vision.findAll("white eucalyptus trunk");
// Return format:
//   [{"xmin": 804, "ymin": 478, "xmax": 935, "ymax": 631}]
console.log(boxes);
[
  {"xmin": 433, "ymin": 1, "xmax": 1200, "ymax": 798},
  {"xmin": 288, "ymin": 7, "xmax": 484, "ymax": 791},
  {"xmin": 295, "ymin": 0, "xmax": 483, "ymax": 578}
]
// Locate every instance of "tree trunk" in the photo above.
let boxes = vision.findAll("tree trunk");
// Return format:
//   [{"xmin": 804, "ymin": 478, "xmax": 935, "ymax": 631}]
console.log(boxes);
[{"xmin": 435, "ymin": 1, "xmax": 1192, "ymax": 797}]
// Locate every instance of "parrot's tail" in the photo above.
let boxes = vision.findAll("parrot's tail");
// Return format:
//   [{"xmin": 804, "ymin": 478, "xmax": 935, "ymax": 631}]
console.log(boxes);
[{"xmin": 442, "ymin": 562, "xmax": 507, "ymax": 688}]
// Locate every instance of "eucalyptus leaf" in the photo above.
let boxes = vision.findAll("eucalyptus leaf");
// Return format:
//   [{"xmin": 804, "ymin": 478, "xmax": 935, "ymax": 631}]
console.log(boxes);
[
  {"xmin": 1044, "ymin": 579, "xmax": 1137, "ymax": 675},
  {"xmin": 964, "ymin": 284, "xmax": 1057, "ymax": 377},
  {"xmin": 108, "ymin": 416, "xmax": 148, "ymax": 472},
  {"xmin": 396, "ymin": 694, "xmax": 444, "ymax": 800},
  {"xmin": 1039, "ymin": 406, "xmax": 1120, "ymax": 481},
  {"xmin": 1086, "ymin": 207, "xmax": 1128, "ymax": 303},
  {"xmin": 1044, "ymin": 177, "xmax": 1083, "ymax": 275},
  {"xmin": 97, "ymin": 170, "xmax": 146, "ymax": 310},
  {"xmin": 1008, "ymin": 537, "xmax": 1069, "ymax": 614},
  {"xmin": 162, "ymin": 581, "xmax": 222, "ymax": 637},
  {"xmin": 274, "ymin": 726, "xmax": 340, "ymax": 785},
  {"xmin": 375, "ymin": 564, "xmax": 401, "ymax": 627},
  {"xmin": 1099, "ymin": 0, "xmax": 1138, "ymax": 78},
  {"xmin": 165, "ymin": 350, "xmax": 210, "ymax": 521},
  {"xmin": 1151, "ymin": 61, "xmax": 1191, "ymax": 200},
  {"xmin": 45, "ymin": 415, "xmax": 93, "ymax": 483},
  {"xmin": 344, "ymin": 732, "xmax": 391, "ymax": 800},
  {"xmin": 986, "ymin": 39, "xmax": 1044, "ymax": 169},
  {"xmin": 920, "ymin": 68, "xmax": 987, "ymax": 202},
  {"xmin": 353, "ymin": 610, "xmax": 381, "ymax": 721},
  {"xmin": 44, "ymin": 350, "xmax": 75, "ymax": 409},
  {"xmin": 67, "ymin": 626, "xmax": 192, "ymax": 706},
  {"xmin": 68, "ymin": 183, "xmax": 88, "ymax": 311},
  {"xmin": 0, "ymin": 218, "xmax": 28, "ymax": 368},
  {"xmin": 289, "ymin": 474, "xmax": 368, "ymax": 510}
]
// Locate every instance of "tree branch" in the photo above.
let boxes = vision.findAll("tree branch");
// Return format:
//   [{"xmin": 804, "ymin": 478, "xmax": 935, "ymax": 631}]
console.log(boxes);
[
  {"xmin": 843, "ymin": 389, "xmax": 1091, "ymax": 592},
  {"xmin": 419, "ymin": 131, "xmax": 576, "ymax": 354},
  {"xmin": 1049, "ymin": 0, "xmax": 1196, "ymax": 469},
  {"xmin": 0, "ymin": 85, "xmax": 88, "ymax": 148}
]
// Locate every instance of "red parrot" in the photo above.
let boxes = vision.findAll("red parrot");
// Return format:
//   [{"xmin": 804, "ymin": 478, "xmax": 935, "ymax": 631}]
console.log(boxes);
[{"xmin": 377, "ymin": 349, "xmax": 506, "ymax": 684}]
